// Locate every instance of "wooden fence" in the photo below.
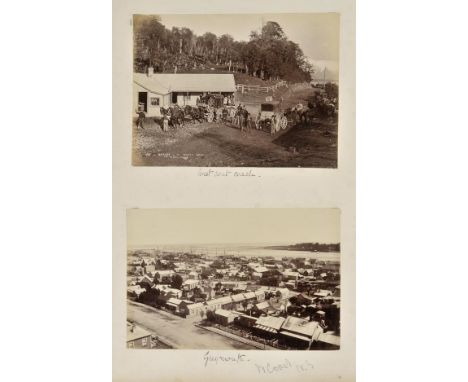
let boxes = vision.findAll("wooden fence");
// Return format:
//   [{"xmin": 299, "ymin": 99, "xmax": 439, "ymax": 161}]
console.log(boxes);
[{"xmin": 236, "ymin": 80, "xmax": 287, "ymax": 94}]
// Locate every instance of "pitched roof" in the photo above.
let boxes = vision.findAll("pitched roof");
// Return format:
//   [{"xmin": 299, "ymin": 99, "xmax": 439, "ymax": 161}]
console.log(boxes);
[
  {"xmin": 134, "ymin": 73, "xmax": 236, "ymax": 93},
  {"xmin": 127, "ymin": 285, "xmax": 145, "ymax": 293},
  {"xmin": 154, "ymin": 269, "xmax": 174, "ymax": 275},
  {"xmin": 167, "ymin": 298, "xmax": 183, "ymax": 305},
  {"xmin": 314, "ymin": 290, "xmax": 333, "ymax": 297},
  {"xmin": 214, "ymin": 308, "xmax": 234, "ymax": 318},
  {"xmin": 255, "ymin": 316, "xmax": 286, "ymax": 332},
  {"xmin": 317, "ymin": 332, "xmax": 340, "ymax": 346},
  {"xmin": 183, "ymin": 279, "xmax": 200, "ymax": 285},
  {"xmin": 255, "ymin": 301, "xmax": 270, "ymax": 310},
  {"xmin": 134, "ymin": 73, "xmax": 170, "ymax": 95},
  {"xmin": 281, "ymin": 316, "xmax": 323, "ymax": 339},
  {"xmin": 127, "ymin": 323, "xmax": 152, "ymax": 342},
  {"xmin": 231, "ymin": 293, "xmax": 245, "ymax": 302},
  {"xmin": 207, "ymin": 296, "xmax": 232, "ymax": 306}
]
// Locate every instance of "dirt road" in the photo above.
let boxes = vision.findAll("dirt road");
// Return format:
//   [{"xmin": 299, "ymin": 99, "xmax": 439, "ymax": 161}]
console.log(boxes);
[
  {"xmin": 132, "ymin": 119, "xmax": 337, "ymax": 167},
  {"xmin": 127, "ymin": 300, "xmax": 256, "ymax": 350}
]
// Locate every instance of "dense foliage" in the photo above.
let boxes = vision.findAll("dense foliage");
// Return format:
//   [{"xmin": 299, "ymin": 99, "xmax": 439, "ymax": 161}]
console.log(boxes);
[{"xmin": 134, "ymin": 15, "xmax": 312, "ymax": 82}]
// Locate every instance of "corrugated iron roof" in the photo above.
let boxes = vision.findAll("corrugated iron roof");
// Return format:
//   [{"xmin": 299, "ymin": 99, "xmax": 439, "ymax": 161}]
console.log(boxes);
[
  {"xmin": 317, "ymin": 333, "xmax": 340, "ymax": 346},
  {"xmin": 127, "ymin": 323, "xmax": 152, "ymax": 342},
  {"xmin": 134, "ymin": 73, "xmax": 236, "ymax": 93},
  {"xmin": 281, "ymin": 316, "xmax": 322, "ymax": 338},
  {"xmin": 255, "ymin": 315, "xmax": 286, "ymax": 331}
]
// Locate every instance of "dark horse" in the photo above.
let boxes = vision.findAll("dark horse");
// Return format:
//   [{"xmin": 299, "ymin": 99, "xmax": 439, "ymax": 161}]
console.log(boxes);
[{"xmin": 161, "ymin": 106, "xmax": 185, "ymax": 129}]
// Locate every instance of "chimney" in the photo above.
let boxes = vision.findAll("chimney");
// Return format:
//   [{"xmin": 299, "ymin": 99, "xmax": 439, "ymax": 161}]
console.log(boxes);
[{"xmin": 147, "ymin": 66, "xmax": 154, "ymax": 77}]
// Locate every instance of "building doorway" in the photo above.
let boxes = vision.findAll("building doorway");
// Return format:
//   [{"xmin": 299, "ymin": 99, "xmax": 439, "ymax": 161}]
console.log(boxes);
[
  {"xmin": 172, "ymin": 92, "xmax": 178, "ymax": 104},
  {"xmin": 138, "ymin": 92, "xmax": 147, "ymax": 112}
]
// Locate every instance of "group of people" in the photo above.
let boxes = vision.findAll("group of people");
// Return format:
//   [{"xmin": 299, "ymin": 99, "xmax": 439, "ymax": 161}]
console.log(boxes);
[
  {"xmin": 209, "ymin": 104, "xmax": 254, "ymax": 132},
  {"xmin": 233, "ymin": 104, "xmax": 254, "ymax": 132},
  {"xmin": 136, "ymin": 102, "xmax": 257, "ymax": 132}
]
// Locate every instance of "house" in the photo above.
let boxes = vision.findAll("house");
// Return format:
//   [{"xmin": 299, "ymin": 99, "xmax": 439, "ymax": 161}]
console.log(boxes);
[
  {"xmin": 137, "ymin": 274, "xmax": 154, "ymax": 286},
  {"xmin": 128, "ymin": 265, "xmax": 144, "ymax": 275},
  {"xmin": 243, "ymin": 291, "xmax": 257, "ymax": 302},
  {"xmin": 283, "ymin": 271, "xmax": 301, "ymax": 280},
  {"xmin": 154, "ymin": 270, "xmax": 175, "ymax": 283},
  {"xmin": 313, "ymin": 289, "xmax": 333, "ymax": 298},
  {"xmin": 253, "ymin": 316, "xmax": 286, "ymax": 338},
  {"xmin": 233, "ymin": 283, "xmax": 248, "ymax": 292},
  {"xmin": 278, "ymin": 316, "xmax": 324, "ymax": 350},
  {"xmin": 254, "ymin": 266, "xmax": 269, "ymax": 274},
  {"xmin": 284, "ymin": 280, "xmax": 297, "ymax": 290},
  {"xmin": 165, "ymin": 298, "xmax": 192, "ymax": 315},
  {"xmin": 144, "ymin": 264, "xmax": 156, "ymax": 274},
  {"xmin": 247, "ymin": 262, "xmax": 262, "ymax": 270},
  {"xmin": 153, "ymin": 285, "xmax": 183, "ymax": 299},
  {"xmin": 314, "ymin": 332, "xmax": 340, "ymax": 350},
  {"xmin": 182, "ymin": 279, "xmax": 200, "ymax": 291},
  {"xmin": 213, "ymin": 309, "xmax": 237, "ymax": 325},
  {"xmin": 127, "ymin": 322, "xmax": 152, "ymax": 349},
  {"xmin": 254, "ymin": 301, "xmax": 272, "ymax": 314},
  {"xmin": 237, "ymin": 313, "xmax": 258, "ymax": 328},
  {"xmin": 188, "ymin": 271, "xmax": 199, "ymax": 279},
  {"xmin": 206, "ymin": 296, "xmax": 233, "ymax": 311},
  {"xmin": 133, "ymin": 70, "xmax": 236, "ymax": 117},
  {"xmin": 254, "ymin": 290, "xmax": 266, "ymax": 302},
  {"xmin": 127, "ymin": 285, "xmax": 146, "ymax": 298},
  {"xmin": 186, "ymin": 302, "xmax": 205, "ymax": 317}
]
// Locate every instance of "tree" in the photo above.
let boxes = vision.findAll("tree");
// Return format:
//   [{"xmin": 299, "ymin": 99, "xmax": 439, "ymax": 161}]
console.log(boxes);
[
  {"xmin": 138, "ymin": 287, "xmax": 160, "ymax": 306},
  {"xmin": 325, "ymin": 82, "xmax": 339, "ymax": 99},
  {"xmin": 171, "ymin": 274, "xmax": 183, "ymax": 289},
  {"xmin": 133, "ymin": 17, "xmax": 312, "ymax": 82},
  {"xmin": 201, "ymin": 269, "xmax": 213, "ymax": 279},
  {"xmin": 261, "ymin": 21, "xmax": 286, "ymax": 40}
]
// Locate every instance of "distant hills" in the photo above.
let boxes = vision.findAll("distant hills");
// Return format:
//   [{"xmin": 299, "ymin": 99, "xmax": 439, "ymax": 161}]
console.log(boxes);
[{"xmin": 265, "ymin": 242, "xmax": 340, "ymax": 252}]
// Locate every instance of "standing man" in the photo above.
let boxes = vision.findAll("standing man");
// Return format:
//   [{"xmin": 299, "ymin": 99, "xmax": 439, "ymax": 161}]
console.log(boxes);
[
  {"xmin": 216, "ymin": 107, "xmax": 224, "ymax": 124},
  {"xmin": 136, "ymin": 110, "xmax": 146, "ymax": 129},
  {"xmin": 243, "ymin": 107, "xmax": 250, "ymax": 133},
  {"xmin": 238, "ymin": 105, "xmax": 245, "ymax": 131},
  {"xmin": 163, "ymin": 114, "xmax": 169, "ymax": 132}
]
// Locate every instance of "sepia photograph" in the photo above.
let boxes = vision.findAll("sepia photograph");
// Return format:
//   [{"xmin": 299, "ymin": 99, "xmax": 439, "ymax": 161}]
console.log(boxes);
[
  {"xmin": 132, "ymin": 13, "xmax": 340, "ymax": 167},
  {"xmin": 127, "ymin": 208, "xmax": 341, "ymax": 350}
]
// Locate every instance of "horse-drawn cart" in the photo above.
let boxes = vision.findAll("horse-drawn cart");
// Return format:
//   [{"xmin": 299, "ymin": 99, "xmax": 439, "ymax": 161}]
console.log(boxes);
[{"xmin": 255, "ymin": 102, "xmax": 289, "ymax": 134}]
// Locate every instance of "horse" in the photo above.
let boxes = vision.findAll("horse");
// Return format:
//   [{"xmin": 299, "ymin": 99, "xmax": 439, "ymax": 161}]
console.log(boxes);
[{"xmin": 170, "ymin": 106, "xmax": 185, "ymax": 129}]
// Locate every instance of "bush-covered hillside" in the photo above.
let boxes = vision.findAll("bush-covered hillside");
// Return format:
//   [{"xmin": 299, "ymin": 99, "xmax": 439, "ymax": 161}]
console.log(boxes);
[{"xmin": 133, "ymin": 15, "xmax": 313, "ymax": 83}]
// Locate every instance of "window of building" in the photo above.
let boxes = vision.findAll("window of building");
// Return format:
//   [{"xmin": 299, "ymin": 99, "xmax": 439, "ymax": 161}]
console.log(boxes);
[
  {"xmin": 150, "ymin": 97, "xmax": 160, "ymax": 106},
  {"xmin": 184, "ymin": 94, "xmax": 191, "ymax": 101},
  {"xmin": 128, "ymin": 341, "xmax": 134, "ymax": 348},
  {"xmin": 142, "ymin": 337, "xmax": 147, "ymax": 346}
]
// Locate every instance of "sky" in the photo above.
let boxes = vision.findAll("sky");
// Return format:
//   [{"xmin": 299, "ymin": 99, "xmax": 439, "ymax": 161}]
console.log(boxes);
[
  {"xmin": 158, "ymin": 13, "xmax": 339, "ymax": 79},
  {"xmin": 127, "ymin": 208, "xmax": 340, "ymax": 246}
]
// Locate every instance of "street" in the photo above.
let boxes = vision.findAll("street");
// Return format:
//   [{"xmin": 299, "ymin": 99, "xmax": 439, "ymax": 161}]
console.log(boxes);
[{"xmin": 127, "ymin": 300, "xmax": 257, "ymax": 350}]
